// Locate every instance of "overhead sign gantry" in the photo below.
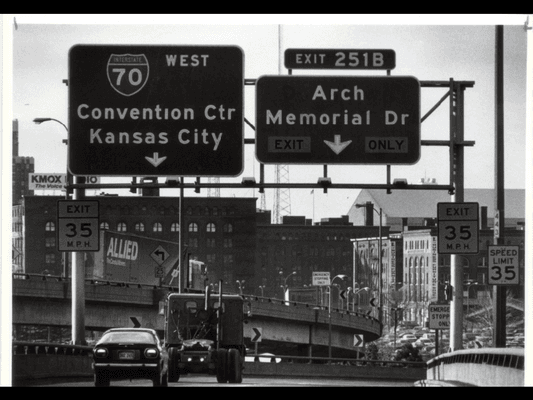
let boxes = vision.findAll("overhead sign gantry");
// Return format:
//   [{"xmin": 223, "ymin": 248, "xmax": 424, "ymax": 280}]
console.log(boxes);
[{"xmin": 68, "ymin": 44, "xmax": 244, "ymax": 177}]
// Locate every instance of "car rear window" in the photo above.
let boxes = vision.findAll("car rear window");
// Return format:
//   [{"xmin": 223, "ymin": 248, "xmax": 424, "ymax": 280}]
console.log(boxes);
[{"xmin": 99, "ymin": 331, "xmax": 156, "ymax": 345}]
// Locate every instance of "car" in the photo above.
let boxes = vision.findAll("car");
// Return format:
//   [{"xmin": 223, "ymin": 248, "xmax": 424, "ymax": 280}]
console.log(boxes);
[
  {"xmin": 245, "ymin": 353, "xmax": 281, "ymax": 363},
  {"xmin": 399, "ymin": 333, "xmax": 417, "ymax": 343},
  {"xmin": 414, "ymin": 338, "xmax": 434, "ymax": 348},
  {"xmin": 92, "ymin": 327, "xmax": 169, "ymax": 387}
]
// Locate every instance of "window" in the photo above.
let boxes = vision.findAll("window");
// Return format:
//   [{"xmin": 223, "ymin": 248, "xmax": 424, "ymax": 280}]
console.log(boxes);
[
  {"xmin": 45, "ymin": 237, "xmax": 55, "ymax": 248},
  {"xmin": 152, "ymin": 222, "xmax": 162, "ymax": 232},
  {"xmin": 170, "ymin": 222, "xmax": 179, "ymax": 232},
  {"xmin": 100, "ymin": 221, "xmax": 110, "ymax": 230},
  {"xmin": 189, "ymin": 222, "xmax": 198, "ymax": 233},
  {"xmin": 45, "ymin": 221, "xmax": 55, "ymax": 232},
  {"xmin": 206, "ymin": 254, "xmax": 216, "ymax": 263},
  {"xmin": 45, "ymin": 253, "xmax": 55, "ymax": 264},
  {"xmin": 188, "ymin": 237, "xmax": 198, "ymax": 248},
  {"xmin": 117, "ymin": 222, "xmax": 127, "ymax": 232},
  {"xmin": 134, "ymin": 222, "xmax": 145, "ymax": 233},
  {"xmin": 223, "ymin": 223, "xmax": 233, "ymax": 233},
  {"xmin": 206, "ymin": 222, "xmax": 216, "ymax": 233},
  {"xmin": 207, "ymin": 238, "xmax": 216, "ymax": 248},
  {"xmin": 223, "ymin": 254, "xmax": 234, "ymax": 265},
  {"xmin": 224, "ymin": 238, "xmax": 233, "ymax": 248}
]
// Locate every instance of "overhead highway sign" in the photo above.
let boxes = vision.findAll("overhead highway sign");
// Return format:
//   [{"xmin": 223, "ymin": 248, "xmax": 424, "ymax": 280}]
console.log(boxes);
[
  {"xmin": 284, "ymin": 48, "xmax": 396, "ymax": 70},
  {"xmin": 255, "ymin": 75, "xmax": 420, "ymax": 165},
  {"xmin": 68, "ymin": 44, "xmax": 244, "ymax": 177}
]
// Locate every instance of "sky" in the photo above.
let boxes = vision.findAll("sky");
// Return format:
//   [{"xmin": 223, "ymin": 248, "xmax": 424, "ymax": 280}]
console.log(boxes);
[{"xmin": 5, "ymin": 14, "xmax": 530, "ymax": 225}]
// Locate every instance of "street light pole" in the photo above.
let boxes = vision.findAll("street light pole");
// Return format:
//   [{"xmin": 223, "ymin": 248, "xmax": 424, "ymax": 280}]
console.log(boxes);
[
  {"xmin": 33, "ymin": 118, "xmax": 70, "ymax": 277},
  {"xmin": 328, "ymin": 274, "xmax": 348, "ymax": 361},
  {"xmin": 353, "ymin": 287, "xmax": 369, "ymax": 313},
  {"xmin": 33, "ymin": 117, "xmax": 86, "ymax": 345},
  {"xmin": 356, "ymin": 202, "xmax": 383, "ymax": 330},
  {"xmin": 281, "ymin": 271, "xmax": 296, "ymax": 300}
]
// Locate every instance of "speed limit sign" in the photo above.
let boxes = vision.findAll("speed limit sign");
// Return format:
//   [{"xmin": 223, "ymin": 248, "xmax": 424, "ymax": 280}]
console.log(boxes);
[{"xmin": 488, "ymin": 245, "xmax": 520, "ymax": 285}]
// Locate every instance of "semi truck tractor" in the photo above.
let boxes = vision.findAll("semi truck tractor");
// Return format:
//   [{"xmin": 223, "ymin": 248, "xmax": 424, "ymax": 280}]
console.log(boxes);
[{"xmin": 164, "ymin": 284, "xmax": 246, "ymax": 383}]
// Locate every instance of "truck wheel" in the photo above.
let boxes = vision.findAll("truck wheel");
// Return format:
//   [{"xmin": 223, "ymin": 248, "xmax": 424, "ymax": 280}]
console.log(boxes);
[
  {"xmin": 168, "ymin": 348, "xmax": 180, "ymax": 382},
  {"xmin": 215, "ymin": 348, "xmax": 228, "ymax": 383},
  {"xmin": 228, "ymin": 348, "xmax": 242, "ymax": 383}
]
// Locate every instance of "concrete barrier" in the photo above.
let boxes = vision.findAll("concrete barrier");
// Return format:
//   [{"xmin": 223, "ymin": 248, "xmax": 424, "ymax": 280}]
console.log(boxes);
[
  {"xmin": 12, "ymin": 342, "xmax": 425, "ymax": 384},
  {"xmin": 419, "ymin": 348, "xmax": 524, "ymax": 387}
]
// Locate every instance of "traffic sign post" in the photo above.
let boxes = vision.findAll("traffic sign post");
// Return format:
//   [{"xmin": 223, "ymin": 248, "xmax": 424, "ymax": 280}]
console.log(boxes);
[
  {"xmin": 488, "ymin": 245, "xmax": 520, "ymax": 285},
  {"xmin": 428, "ymin": 303, "xmax": 450, "ymax": 330},
  {"xmin": 437, "ymin": 202, "xmax": 479, "ymax": 254},
  {"xmin": 255, "ymin": 75, "xmax": 420, "ymax": 165},
  {"xmin": 57, "ymin": 200, "xmax": 99, "ymax": 252},
  {"xmin": 68, "ymin": 45, "xmax": 244, "ymax": 177},
  {"xmin": 312, "ymin": 271, "xmax": 331, "ymax": 286}
]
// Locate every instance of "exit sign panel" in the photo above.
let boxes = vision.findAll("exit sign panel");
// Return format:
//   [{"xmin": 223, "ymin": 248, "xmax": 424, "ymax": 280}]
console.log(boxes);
[
  {"xmin": 255, "ymin": 75, "xmax": 420, "ymax": 165},
  {"xmin": 68, "ymin": 45, "xmax": 244, "ymax": 177},
  {"xmin": 285, "ymin": 49, "xmax": 396, "ymax": 70}
]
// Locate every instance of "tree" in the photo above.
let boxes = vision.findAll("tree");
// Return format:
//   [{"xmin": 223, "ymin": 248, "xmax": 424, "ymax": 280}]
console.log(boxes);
[{"xmin": 393, "ymin": 343, "xmax": 422, "ymax": 362}]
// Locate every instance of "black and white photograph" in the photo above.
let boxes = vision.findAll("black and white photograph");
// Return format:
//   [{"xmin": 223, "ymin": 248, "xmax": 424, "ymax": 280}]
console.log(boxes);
[{"xmin": 2, "ymin": 14, "xmax": 531, "ymax": 386}]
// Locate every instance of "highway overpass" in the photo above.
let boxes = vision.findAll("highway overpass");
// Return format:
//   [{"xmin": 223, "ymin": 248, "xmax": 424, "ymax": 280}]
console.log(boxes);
[{"xmin": 12, "ymin": 274, "xmax": 381, "ymax": 358}]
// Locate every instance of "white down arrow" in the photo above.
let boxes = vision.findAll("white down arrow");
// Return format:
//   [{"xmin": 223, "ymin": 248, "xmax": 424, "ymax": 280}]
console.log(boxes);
[
  {"xmin": 324, "ymin": 135, "xmax": 352, "ymax": 155},
  {"xmin": 145, "ymin": 152, "xmax": 167, "ymax": 167}
]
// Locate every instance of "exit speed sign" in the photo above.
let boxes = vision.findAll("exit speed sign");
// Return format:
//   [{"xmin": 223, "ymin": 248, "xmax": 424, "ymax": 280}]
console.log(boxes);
[
  {"xmin": 437, "ymin": 202, "xmax": 479, "ymax": 254},
  {"xmin": 57, "ymin": 200, "xmax": 100, "ymax": 252},
  {"xmin": 488, "ymin": 245, "xmax": 520, "ymax": 285}
]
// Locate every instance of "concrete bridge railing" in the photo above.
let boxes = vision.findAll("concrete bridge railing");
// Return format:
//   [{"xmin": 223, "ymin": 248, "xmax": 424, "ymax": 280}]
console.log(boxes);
[
  {"xmin": 416, "ymin": 348, "xmax": 524, "ymax": 387},
  {"xmin": 11, "ymin": 341, "xmax": 426, "ymax": 384}
]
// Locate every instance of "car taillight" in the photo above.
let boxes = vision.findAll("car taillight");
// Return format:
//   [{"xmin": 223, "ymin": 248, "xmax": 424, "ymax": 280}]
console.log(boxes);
[
  {"xmin": 144, "ymin": 348, "xmax": 159, "ymax": 358},
  {"xmin": 94, "ymin": 348, "xmax": 108, "ymax": 358}
]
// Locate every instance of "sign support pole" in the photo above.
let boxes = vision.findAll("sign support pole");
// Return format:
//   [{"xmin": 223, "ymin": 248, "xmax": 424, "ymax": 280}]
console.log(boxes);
[
  {"xmin": 178, "ymin": 177, "xmax": 184, "ymax": 293},
  {"xmin": 449, "ymin": 78, "xmax": 465, "ymax": 351},
  {"xmin": 71, "ymin": 176, "xmax": 87, "ymax": 345},
  {"xmin": 493, "ymin": 25, "xmax": 506, "ymax": 348}
]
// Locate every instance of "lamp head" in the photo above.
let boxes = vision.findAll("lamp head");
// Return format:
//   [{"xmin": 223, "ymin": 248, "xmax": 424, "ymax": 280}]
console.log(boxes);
[{"xmin": 33, "ymin": 118, "xmax": 51, "ymax": 124}]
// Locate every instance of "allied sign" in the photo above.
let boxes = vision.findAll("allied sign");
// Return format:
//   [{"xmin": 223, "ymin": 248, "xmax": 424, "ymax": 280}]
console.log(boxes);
[
  {"xmin": 29, "ymin": 173, "xmax": 100, "ymax": 191},
  {"xmin": 437, "ymin": 202, "xmax": 479, "ymax": 254},
  {"xmin": 312, "ymin": 271, "xmax": 331, "ymax": 286},
  {"xmin": 428, "ymin": 303, "xmax": 450, "ymax": 330},
  {"xmin": 255, "ymin": 75, "xmax": 420, "ymax": 165},
  {"xmin": 488, "ymin": 245, "xmax": 520, "ymax": 285},
  {"xmin": 68, "ymin": 45, "xmax": 244, "ymax": 177},
  {"xmin": 57, "ymin": 200, "xmax": 100, "ymax": 251},
  {"xmin": 285, "ymin": 49, "xmax": 396, "ymax": 70}
]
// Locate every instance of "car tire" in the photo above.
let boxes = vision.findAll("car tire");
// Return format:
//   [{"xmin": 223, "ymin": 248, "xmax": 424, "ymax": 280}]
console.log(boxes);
[
  {"xmin": 94, "ymin": 371, "xmax": 110, "ymax": 387},
  {"xmin": 227, "ymin": 348, "xmax": 242, "ymax": 384},
  {"xmin": 215, "ymin": 348, "xmax": 228, "ymax": 383}
]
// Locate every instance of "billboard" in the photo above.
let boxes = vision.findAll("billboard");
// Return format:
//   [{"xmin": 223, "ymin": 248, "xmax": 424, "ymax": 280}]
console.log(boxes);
[{"xmin": 85, "ymin": 230, "xmax": 182, "ymax": 286}]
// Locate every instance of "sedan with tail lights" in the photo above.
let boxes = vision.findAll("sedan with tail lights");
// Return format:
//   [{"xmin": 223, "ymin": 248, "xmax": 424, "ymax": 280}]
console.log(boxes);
[{"xmin": 92, "ymin": 327, "xmax": 168, "ymax": 387}]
